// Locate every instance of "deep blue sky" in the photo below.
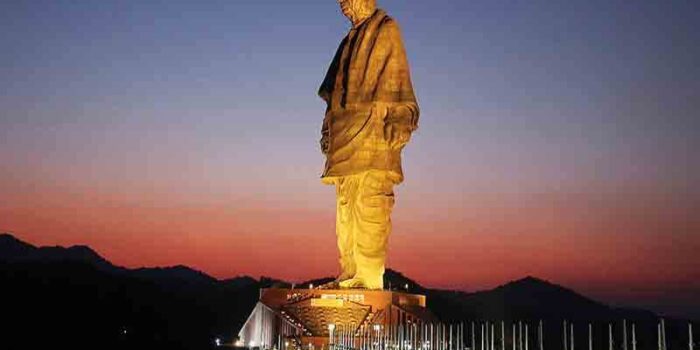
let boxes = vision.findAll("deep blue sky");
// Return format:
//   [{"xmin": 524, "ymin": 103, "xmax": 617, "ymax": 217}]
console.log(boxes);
[{"xmin": 2, "ymin": 1, "xmax": 698, "ymax": 195}]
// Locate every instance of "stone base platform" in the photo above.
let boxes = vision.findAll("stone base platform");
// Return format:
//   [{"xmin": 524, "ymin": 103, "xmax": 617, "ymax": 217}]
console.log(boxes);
[{"xmin": 238, "ymin": 288, "xmax": 436, "ymax": 350}]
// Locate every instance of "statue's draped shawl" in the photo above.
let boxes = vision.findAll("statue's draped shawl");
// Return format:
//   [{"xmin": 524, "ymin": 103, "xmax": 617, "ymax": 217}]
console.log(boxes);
[{"xmin": 319, "ymin": 9, "xmax": 419, "ymax": 183}]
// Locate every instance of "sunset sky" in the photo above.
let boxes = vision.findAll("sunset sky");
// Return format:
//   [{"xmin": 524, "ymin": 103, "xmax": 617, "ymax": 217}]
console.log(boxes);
[{"xmin": 1, "ymin": 1, "xmax": 698, "ymax": 317}]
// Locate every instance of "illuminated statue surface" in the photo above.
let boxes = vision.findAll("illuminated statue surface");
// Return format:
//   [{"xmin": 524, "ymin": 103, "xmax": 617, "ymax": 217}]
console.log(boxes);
[{"xmin": 319, "ymin": 0, "xmax": 419, "ymax": 290}]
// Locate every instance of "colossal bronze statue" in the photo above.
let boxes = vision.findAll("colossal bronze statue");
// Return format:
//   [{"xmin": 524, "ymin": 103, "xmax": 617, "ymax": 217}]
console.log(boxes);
[{"xmin": 319, "ymin": 0, "xmax": 419, "ymax": 290}]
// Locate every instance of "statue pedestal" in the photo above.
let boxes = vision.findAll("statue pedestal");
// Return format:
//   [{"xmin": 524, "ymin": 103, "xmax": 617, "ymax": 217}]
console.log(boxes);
[{"xmin": 238, "ymin": 288, "xmax": 436, "ymax": 350}]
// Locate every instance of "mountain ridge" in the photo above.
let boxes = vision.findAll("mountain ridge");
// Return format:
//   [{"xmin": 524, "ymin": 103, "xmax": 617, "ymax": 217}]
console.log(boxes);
[
  {"xmin": 0, "ymin": 232, "xmax": 675, "ymax": 313},
  {"xmin": 1, "ymin": 232, "xmax": 556, "ymax": 294},
  {"xmin": 0, "ymin": 232, "xmax": 694, "ymax": 350}
]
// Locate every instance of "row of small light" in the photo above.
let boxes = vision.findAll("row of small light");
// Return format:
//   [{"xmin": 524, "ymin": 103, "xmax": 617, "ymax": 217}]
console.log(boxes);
[{"xmin": 281, "ymin": 310, "xmax": 312, "ymax": 336}]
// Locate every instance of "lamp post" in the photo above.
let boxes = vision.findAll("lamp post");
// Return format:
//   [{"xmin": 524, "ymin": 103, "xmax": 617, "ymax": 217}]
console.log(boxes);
[
  {"xmin": 570, "ymin": 323, "xmax": 573, "ymax": 350},
  {"xmin": 661, "ymin": 319, "xmax": 667, "ymax": 350},
  {"xmin": 525, "ymin": 324, "xmax": 528, "ymax": 350},
  {"xmin": 502, "ymin": 322, "xmax": 505, "ymax": 350},
  {"xmin": 330, "ymin": 324, "xmax": 336, "ymax": 349},
  {"xmin": 689, "ymin": 323, "xmax": 694, "ymax": 350}
]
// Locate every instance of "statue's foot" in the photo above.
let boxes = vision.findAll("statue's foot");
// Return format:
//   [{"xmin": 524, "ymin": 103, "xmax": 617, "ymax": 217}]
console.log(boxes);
[
  {"xmin": 336, "ymin": 269, "xmax": 355, "ymax": 282},
  {"xmin": 318, "ymin": 280, "xmax": 340, "ymax": 289},
  {"xmin": 338, "ymin": 278, "xmax": 383, "ymax": 290},
  {"xmin": 361, "ymin": 276, "xmax": 383, "ymax": 290},
  {"xmin": 338, "ymin": 278, "xmax": 366, "ymax": 289},
  {"xmin": 325, "ymin": 270, "xmax": 356, "ymax": 289}
]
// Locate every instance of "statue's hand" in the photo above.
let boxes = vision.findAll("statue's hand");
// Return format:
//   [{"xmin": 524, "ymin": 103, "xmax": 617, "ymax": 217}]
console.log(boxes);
[
  {"xmin": 383, "ymin": 120, "xmax": 412, "ymax": 150},
  {"xmin": 381, "ymin": 104, "xmax": 417, "ymax": 150}
]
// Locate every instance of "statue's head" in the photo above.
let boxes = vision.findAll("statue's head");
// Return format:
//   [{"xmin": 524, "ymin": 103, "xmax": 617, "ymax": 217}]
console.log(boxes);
[{"xmin": 337, "ymin": 0, "xmax": 377, "ymax": 27}]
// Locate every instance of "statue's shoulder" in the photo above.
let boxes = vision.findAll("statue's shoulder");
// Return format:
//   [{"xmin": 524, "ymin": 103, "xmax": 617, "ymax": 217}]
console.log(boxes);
[
  {"xmin": 375, "ymin": 9, "xmax": 397, "ymax": 27},
  {"xmin": 375, "ymin": 10, "xmax": 402, "ymax": 38}
]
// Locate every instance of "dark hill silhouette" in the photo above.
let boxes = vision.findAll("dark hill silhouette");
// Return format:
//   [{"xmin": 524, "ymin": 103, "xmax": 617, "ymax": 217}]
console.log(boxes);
[
  {"xmin": 422, "ymin": 276, "xmax": 665, "ymax": 350},
  {"xmin": 0, "ymin": 233, "xmax": 694, "ymax": 350},
  {"xmin": 222, "ymin": 275, "xmax": 259, "ymax": 289},
  {"xmin": 0, "ymin": 232, "xmax": 222, "ymax": 287},
  {"xmin": 0, "ymin": 233, "xmax": 116, "ymax": 271},
  {"xmin": 131, "ymin": 265, "xmax": 218, "ymax": 287},
  {"xmin": 0, "ymin": 232, "xmax": 35, "ymax": 256},
  {"xmin": 0, "ymin": 233, "xmax": 261, "ymax": 350},
  {"xmin": 432, "ymin": 275, "xmax": 616, "ymax": 321}
]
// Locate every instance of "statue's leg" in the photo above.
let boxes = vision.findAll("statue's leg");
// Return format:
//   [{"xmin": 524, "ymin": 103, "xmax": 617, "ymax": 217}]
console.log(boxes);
[
  {"xmin": 353, "ymin": 170, "xmax": 395, "ymax": 290},
  {"xmin": 335, "ymin": 176, "xmax": 357, "ymax": 282}
]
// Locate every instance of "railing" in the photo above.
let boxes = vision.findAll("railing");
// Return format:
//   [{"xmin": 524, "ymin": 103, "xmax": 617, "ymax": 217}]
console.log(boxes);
[{"xmin": 320, "ymin": 320, "xmax": 696, "ymax": 350}]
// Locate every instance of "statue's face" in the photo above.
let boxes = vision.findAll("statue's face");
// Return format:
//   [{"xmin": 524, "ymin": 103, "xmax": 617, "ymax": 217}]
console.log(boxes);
[
  {"xmin": 337, "ymin": 0, "xmax": 376, "ymax": 24},
  {"xmin": 338, "ymin": 0, "xmax": 354, "ymax": 20}
]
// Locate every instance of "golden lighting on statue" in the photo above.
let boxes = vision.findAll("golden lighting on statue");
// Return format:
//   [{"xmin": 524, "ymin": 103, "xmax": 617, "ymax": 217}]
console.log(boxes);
[
  {"xmin": 319, "ymin": 0, "xmax": 419, "ymax": 290},
  {"xmin": 237, "ymin": 4, "xmax": 427, "ymax": 346}
]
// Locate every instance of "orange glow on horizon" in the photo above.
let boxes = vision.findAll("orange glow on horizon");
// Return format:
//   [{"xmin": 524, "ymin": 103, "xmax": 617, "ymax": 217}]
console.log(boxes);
[{"xmin": 2, "ymin": 180, "xmax": 697, "ymax": 306}]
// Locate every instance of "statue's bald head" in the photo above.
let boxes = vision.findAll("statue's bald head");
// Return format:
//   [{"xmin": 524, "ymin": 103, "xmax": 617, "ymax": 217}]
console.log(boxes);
[{"xmin": 338, "ymin": 0, "xmax": 377, "ymax": 27}]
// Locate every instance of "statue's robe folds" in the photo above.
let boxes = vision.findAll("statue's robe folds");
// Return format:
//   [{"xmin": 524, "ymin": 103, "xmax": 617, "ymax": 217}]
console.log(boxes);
[
  {"xmin": 318, "ymin": 9, "xmax": 419, "ymax": 289},
  {"xmin": 319, "ymin": 9, "xmax": 419, "ymax": 184}
]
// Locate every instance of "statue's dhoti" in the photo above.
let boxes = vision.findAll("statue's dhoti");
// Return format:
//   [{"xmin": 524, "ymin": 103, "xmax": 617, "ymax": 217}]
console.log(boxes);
[{"xmin": 329, "ymin": 169, "xmax": 397, "ymax": 290}]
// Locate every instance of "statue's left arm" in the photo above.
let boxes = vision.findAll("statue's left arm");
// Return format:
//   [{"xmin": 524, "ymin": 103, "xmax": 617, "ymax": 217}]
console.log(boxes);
[
  {"xmin": 384, "ymin": 102, "xmax": 419, "ymax": 150},
  {"xmin": 371, "ymin": 18, "xmax": 420, "ymax": 149}
]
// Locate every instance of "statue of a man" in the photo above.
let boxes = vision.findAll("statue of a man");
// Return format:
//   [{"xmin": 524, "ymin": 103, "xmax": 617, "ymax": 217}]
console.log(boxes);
[{"xmin": 319, "ymin": 0, "xmax": 419, "ymax": 290}]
